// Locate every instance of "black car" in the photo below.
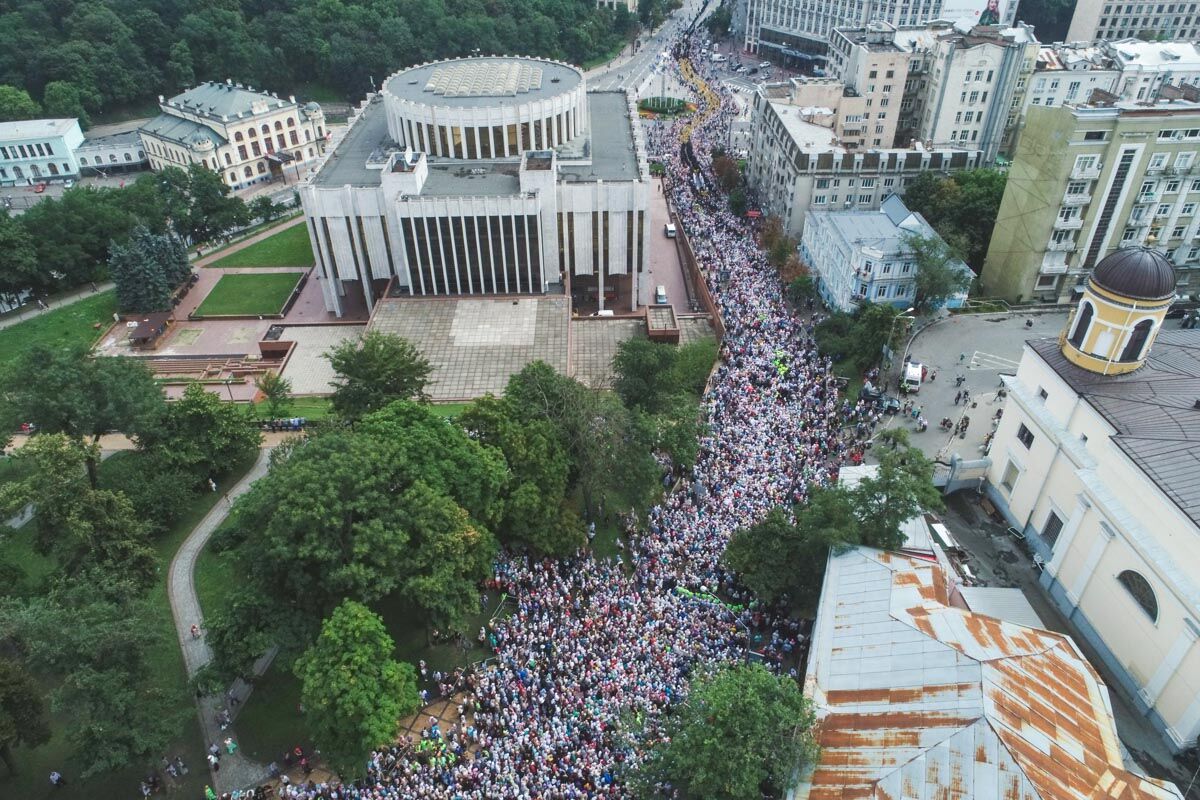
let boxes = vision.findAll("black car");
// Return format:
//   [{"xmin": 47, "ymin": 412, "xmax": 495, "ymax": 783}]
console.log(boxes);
[{"xmin": 859, "ymin": 386, "xmax": 901, "ymax": 414}]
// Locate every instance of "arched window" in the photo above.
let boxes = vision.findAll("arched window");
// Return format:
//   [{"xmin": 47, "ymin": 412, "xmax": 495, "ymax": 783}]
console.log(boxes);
[
  {"xmin": 235, "ymin": 131, "xmax": 244, "ymax": 142},
  {"xmin": 1069, "ymin": 301, "xmax": 1094, "ymax": 348},
  {"xmin": 124, "ymin": 152, "xmax": 132, "ymax": 162},
  {"xmin": 229, "ymin": 172, "xmax": 237, "ymax": 183},
  {"xmin": 286, "ymin": 116, "xmax": 295, "ymax": 127},
  {"xmin": 1120, "ymin": 319, "xmax": 1154, "ymax": 362},
  {"xmin": 1117, "ymin": 571, "xmax": 1158, "ymax": 622},
  {"xmin": 261, "ymin": 124, "xmax": 270, "ymax": 135},
  {"xmin": 224, "ymin": 153, "xmax": 232, "ymax": 165},
  {"xmin": 274, "ymin": 120, "xmax": 283, "ymax": 130},
  {"xmin": 257, "ymin": 161, "xmax": 266, "ymax": 174},
  {"xmin": 48, "ymin": 163, "xmax": 58, "ymax": 175},
  {"xmin": 244, "ymin": 165, "xmax": 253, "ymax": 177},
  {"xmin": 248, "ymin": 128, "xmax": 257, "ymax": 137},
  {"xmin": 80, "ymin": 157, "xmax": 88, "ymax": 165},
  {"xmin": 308, "ymin": 147, "xmax": 314, "ymax": 157}
]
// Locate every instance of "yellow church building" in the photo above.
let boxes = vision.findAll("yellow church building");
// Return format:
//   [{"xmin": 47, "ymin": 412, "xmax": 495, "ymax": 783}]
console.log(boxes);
[{"xmin": 985, "ymin": 245, "xmax": 1200, "ymax": 752}]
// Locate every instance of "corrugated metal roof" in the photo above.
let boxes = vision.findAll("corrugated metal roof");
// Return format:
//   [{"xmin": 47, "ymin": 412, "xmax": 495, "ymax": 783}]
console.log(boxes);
[
  {"xmin": 1027, "ymin": 334, "xmax": 1200, "ymax": 527},
  {"xmin": 797, "ymin": 547, "xmax": 1183, "ymax": 800},
  {"xmin": 959, "ymin": 588, "xmax": 1046, "ymax": 630}
]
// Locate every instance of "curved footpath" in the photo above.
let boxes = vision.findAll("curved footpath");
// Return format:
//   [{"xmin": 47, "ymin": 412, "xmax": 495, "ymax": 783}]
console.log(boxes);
[{"xmin": 167, "ymin": 447, "xmax": 275, "ymax": 793}]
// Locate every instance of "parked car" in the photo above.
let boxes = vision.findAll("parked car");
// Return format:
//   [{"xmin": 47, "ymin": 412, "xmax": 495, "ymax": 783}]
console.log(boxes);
[{"xmin": 33, "ymin": 182, "xmax": 46, "ymax": 193}]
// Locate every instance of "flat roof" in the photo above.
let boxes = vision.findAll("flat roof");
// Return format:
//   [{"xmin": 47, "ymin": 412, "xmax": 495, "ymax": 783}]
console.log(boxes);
[
  {"xmin": 385, "ymin": 57, "xmax": 582, "ymax": 107},
  {"xmin": 799, "ymin": 546, "xmax": 1184, "ymax": 800},
  {"xmin": 1029, "ymin": 332, "xmax": 1200, "ymax": 528},
  {"xmin": 422, "ymin": 162, "xmax": 521, "ymax": 196},
  {"xmin": 958, "ymin": 586, "xmax": 1047, "ymax": 629},
  {"xmin": 78, "ymin": 130, "xmax": 141, "ymax": 149},
  {"xmin": 768, "ymin": 101, "xmax": 837, "ymax": 152},
  {"xmin": 0, "ymin": 118, "xmax": 79, "ymax": 141},
  {"xmin": 310, "ymin": 97, "xmax": 395, "ymax": 188},
  {"xmin": 559, "ymin": 92, "xmax": 640, "ymax": 183}
]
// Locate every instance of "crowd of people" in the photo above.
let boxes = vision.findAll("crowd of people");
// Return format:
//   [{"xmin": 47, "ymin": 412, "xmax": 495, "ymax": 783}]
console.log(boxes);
[{"xmin": 269, "ymin": 26, "xmax": 877, "ymax": 800}]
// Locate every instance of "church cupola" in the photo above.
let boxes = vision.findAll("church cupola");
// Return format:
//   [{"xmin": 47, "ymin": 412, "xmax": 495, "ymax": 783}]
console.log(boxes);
[{"xmin": 1061, "ymin": 245, "xmax": 1176, "ymax": 375}]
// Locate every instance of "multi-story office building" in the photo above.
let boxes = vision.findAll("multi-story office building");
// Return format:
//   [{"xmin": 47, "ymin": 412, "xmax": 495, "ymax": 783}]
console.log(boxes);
[
  {"xmin": 800, "ymin": 193, "xmax": 970, "ymax": 311},
  {"xmin": 746, "ymin": 83, "xmax": 985, "ymax": 240},
  {"xmin": 826, "ymin": 24, "xmax": 911, "ymax": 148},
  {"xmin": 984, "ymin": 255, "xmax": 1200, "ymax": 752},
  {"xmin": 0, "ymin": 118, "xmax": 84, "ymax": 186},
  {"xmin": 139, "ymin": 81, "xmax": 326, "ymax": 191},
  {"xmin": 1067, "ymin": 0, "xmax": 1200, "ymax": 43},
  {"xmin": 982, "ymin": 98, "xmax": 1200, "ymax": 302},
  {"xmin": 741, "ymin": 0, "xmax": 1017, "ymax": 63},
  {"xmin": 299, "ymin": 56, "xmax": 651, "ymax": 316}
]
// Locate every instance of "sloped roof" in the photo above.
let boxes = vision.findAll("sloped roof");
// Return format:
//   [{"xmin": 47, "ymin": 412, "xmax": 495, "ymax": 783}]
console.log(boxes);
[
  {"xmin": 138, "ymin": 115, "xmax": 226, "ymax": 149},
  {"xmin": 1028, "ymin": 333, "xmax": 1200, "ymax": 527},
  {"xmin": 797, "ymin": 547, "xmax": 1183, "ymax": 800},
  {"xmin": 165, "ymin": 81, "xmax": 290, "ymax": 121}
]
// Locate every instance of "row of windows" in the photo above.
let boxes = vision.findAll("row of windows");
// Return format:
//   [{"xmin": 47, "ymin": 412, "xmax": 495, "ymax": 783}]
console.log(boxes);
[
  {"xmin": 79, "ymin": 152, "xmax": 141, "ymax": 166},
  {"xmin": 0, "ymin": 140, "xmax": 57, "ymax": 161},
  {"xmin": 0, "ymin": 162, "xmax": 70, "ymax": 179},
  {"xmin": 232, "ymin": 117, "xmax": 298, "ymax": 143}
]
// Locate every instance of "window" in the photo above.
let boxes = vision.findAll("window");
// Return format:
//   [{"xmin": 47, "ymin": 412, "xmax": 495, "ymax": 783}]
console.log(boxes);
[
  {"xmin": 1069, "ymin": 301, "xmax": 1094, "ymax": 347},
  {"xmin": 1167, "ymin": 180, "xmax": 1181, "ymax": 192},
  {"xmin": 1185, "ymin": 203, "xmax": 1197, "ymax": 214},
  {"xmin": 1038, "ymin": 387, "xmax": 1049, "ymax": 401},
  {"xmin": 257, "ymin": 162, "xmax": 266, "ymax": 174},
  {"xmin": 1120, "ymin": 319, "xmax": 1154, "ymax": 361},
  {"xmin": 816, "ymin": 178, "xmax": 830, "ymax": 189},
  {"xmin": 1122, "ymin": 228, "xmax": 1138, "ymax": 241},
  {"xmin": 1041, "ymin": 511, "xmax": 1064, "ymax": 548},
  {"xmin": 1084, "ymin": 130, "xmax": 1107, "ymax": 140},
  {"xmin": 1000, "ymin": 460, "xmax": 1020, "ymax": 492},
  {"xmin": 1067, "ymin": 181, "xmax": 1087, "ymax": 195},
  {"xmin": 123, "ymin": 152, "xmax": 132, "ymax": 162},
  {"xmin": 243, "ymin": 165, "xmax": 253, "ymax": 177},
  {"xmin": 1173, "ymin": 225, "xmax": 1186, "ymax": 238},
  {"xmin": 1017, "ymin": 423, "xmax": 1035, "ymax": 448},
  {"xmin": 1117, "ymin": 571, "xmax": 1159, "ymax": 622},
  {"xmin": 1036, "ymin": 274, "xmax": 1058, "ymax": 289},
  {"xmin": 813, "ymin": 194, "xmax": 827, "ymax": 205},
  {"xmin": 859, "ymin": 194, "xmax": 872, "ymax": 203},
  {"xmin": 862, "ymin": 178, "xmax": 876, "ymax": 188}
]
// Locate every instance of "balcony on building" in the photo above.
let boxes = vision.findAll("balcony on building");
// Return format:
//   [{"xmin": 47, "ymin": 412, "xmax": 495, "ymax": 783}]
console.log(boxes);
[
  {"xmin": 1071, "ymin": 164, "xmax": 1102, "ymax": 180},
  {"xmin": 1061, "ymin": 191, "xmax": 1091, "ymax": 207},
  {"xmin": 1054, "ymin": 216, "xmax": 1083, "ymax": 230},
  {"xmin": 1046, "ymin": 239, "xmax": 1076, "ymax": 252}
]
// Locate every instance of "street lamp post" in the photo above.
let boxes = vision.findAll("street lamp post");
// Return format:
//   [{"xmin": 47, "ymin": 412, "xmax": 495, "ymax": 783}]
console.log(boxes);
[{"xmin": 884, "ymin": 307, "xmax": 915, "ymax": 367}]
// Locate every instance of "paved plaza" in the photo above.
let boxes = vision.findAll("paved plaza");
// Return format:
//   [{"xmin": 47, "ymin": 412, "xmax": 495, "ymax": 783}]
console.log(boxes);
[
  {"xmin": 368, "ymin": 297, "xmax": 569, "ymax": 401},
  {"xmin": 570, "ymin": 315, "xmax": 716, "ymax": 388},
  {"xmin": 880, "ymin": 310, "xmax": 1069, "ymax": 462},
  {"xmin": 278, "ymin": 324, "xmax": 368, "ymax": 395}
]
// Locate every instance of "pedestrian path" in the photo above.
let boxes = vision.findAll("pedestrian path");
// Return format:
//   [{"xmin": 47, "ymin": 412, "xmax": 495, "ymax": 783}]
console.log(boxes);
[
  {"xmin": 167, "ymin": 447, "xmax": 275, "ymax": 793},
  {"xmin": 0, "ymin": 282, "xmax": 114, "ymax": 331}
]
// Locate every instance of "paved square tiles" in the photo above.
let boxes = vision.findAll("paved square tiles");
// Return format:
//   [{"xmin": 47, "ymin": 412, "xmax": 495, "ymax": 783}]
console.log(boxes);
[{"xmin": 278, "ymin": 324, "xmax": 368, "ymax": 395}]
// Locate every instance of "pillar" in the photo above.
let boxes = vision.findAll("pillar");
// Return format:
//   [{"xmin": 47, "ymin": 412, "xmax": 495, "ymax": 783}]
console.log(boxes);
[
  {"xmin": 1067, "ymin": 520, "xmax": 1115, "ymax": 607},
  {"xmin": 1140, "ymin": 619, "xmax": 1199, "ymax": 709}
]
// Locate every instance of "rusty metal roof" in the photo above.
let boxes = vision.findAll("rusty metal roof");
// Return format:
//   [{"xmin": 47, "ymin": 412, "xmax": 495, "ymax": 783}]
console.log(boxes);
[{"xmin": 796, "ymin": 548, "xmax": 1184, "ymax": 800}]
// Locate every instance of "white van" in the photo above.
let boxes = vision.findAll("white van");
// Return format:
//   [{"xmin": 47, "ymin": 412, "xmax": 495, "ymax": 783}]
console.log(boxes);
[
  {"xmin": 655, "ymin": 285, "xmax": 668, "ymax": 304},
  {"xmin": 901, "ymin": 361, "xmax": 923, "ymax": 394},
  {"xmin": 711, "ymin": 53, "xmax": 727, "ymax": 63},
  {"xmin": 664, "ymin": 223, "xmax": 677, "ymax": 238}
]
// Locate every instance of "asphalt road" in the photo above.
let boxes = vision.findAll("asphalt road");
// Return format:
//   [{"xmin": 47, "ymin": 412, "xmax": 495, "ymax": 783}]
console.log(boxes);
[{"xmin": 587, "ymin": 0, "xmax": 717, "ymax": 92}]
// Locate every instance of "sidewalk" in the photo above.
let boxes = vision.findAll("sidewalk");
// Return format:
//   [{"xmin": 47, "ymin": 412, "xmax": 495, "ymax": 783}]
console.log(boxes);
[
  {"xmin": 0, "ymin": 282, "xmax": 115, "ymax": 331},
  {"xmin": 168, "ymin": 447, "xmax": 277, "ymax": 793}
]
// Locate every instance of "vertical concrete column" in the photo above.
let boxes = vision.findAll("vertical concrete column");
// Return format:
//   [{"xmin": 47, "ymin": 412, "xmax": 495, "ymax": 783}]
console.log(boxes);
[
  {"xmin": 1066, "ymin": 520, "xmax": 1115, "ymax": 607},
  {"xmin": 1140, "ymin": 619, "xmax": 1199, "ymax": 710}
]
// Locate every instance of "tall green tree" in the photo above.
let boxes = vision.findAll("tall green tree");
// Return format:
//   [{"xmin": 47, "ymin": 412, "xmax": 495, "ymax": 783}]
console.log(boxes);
[
  {"xmin": 0, "ymin": 212, "xmax": 41, "ymax": 298},
  {"xmin": 1, "ymin": 346, "xmax": 165, "ymax": 487},
  {"xmin": 255, "ymin": 371, "xmax": 292, "ymax": 419},
  {"xmin": 21, "ymin": 186, "xmax": 141, "ymax": 287},
  {"xmin": 326, "ymin": 331, "xmax": 432, "ymax": 421},
  {"xmin": 814, "ymin": 302, "xmax": 905, "ymax": 374},
  {"xmin": 904, "ymin": 232, "xmax": 972, "ymax": 313},
  {"xmin": 613, "ymin": 337, "xmax": 680, "ymax": 413},
  {"xmin": 902, "ymin": 169, "xmax": 1006, "ymax": 269},
  {"xmin": 41, "ymin": 81, "xmax": 90, "ymax": 128},
  {"xmin": 631, "ymin": 663, "xmax": 819, "ymax": 800},
  {"xmin": 0, "ymin": 658, "xmax": 51, "ymax": 776},
  {"xmin": 165, "ymin": 40, "xmax": 195, "ymax": 91},
  {"xmin": 158, "ymin": 164, "xmax": 249, "ymax": 244},
  {"xmin": 852, "ymin": 428, "xmax": 944, "ymax": 550},
  {"xmin": 136, "ymin": 382, "xmax": 260, "ymax": 484},
  {"xmin": 0, "ymin": 85, "xmax": 39, "ymax": 121},
  {"xmin": 294, "ymin": 601, "xmax": 418, "ymax": 777},
  {"xmin": 108, "ymin": 226, "xmax": 175, "ymax": 313},
  {"xmin": 458, "ymin": 396, "xmax": 584, "ymax": 556}
]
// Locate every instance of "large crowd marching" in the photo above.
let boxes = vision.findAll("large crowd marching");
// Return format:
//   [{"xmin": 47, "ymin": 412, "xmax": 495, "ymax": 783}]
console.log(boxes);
[{"xmin": 272, "ymin": 27, "xmax": 875, "ymax": 800}]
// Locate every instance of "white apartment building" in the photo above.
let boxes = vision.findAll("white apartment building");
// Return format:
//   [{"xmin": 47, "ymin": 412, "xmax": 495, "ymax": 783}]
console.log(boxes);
[
  {"xmin": 299, "ymin": 57, "xmax": 651, "ymax": 316},
  {"xmin": 139, "ymin": 81, "xmax": 326, "ymax": 191},
  {"xmin": 1068, "ymin": 0, "xmax": 1200, "ymax": 42},
  {"xmin": 984, "ymin": 254, "xmax": 1200, "ymax": 751},
  {"xmin": 742, "ymin": 0, "xmax": 1017, "ymax": 62},
  {"xmin": 0, "ymin": 118, "xmax": 84, "ymax": 186},
  {"xmin": 746, "ymin": 85, "xmax": 985, "ymax": 240},
  {"xmin": 800, "ymin": 193, "xmax": 970, "ymax": 311}
]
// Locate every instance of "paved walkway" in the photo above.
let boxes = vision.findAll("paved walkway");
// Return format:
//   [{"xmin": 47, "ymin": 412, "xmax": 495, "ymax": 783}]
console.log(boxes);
[
  {"xmin": 167, "ymin": 447, "xmax": 276, "ymax": 793},
  {"xmin": 0, "ymin": 282, "xmax": 115, "ymax": 331}
]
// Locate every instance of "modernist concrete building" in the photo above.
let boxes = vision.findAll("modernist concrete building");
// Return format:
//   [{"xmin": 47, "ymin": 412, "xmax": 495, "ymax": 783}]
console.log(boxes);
[
  {"xmin": 741, "ymin": 0, "xmax": 1018, "ymax": 63},
  {"xmin": 298, "ymin": 56, "xmax": 651, "ymax": 316},
  {"xmin": 984, "ymin": 249, "xmax": 1200, "ymax": 752},
  {"xmin": 0, "ymin": 118, "xmax": 84, "ymax": 186},
  {"xmin": 796, "ymin": 542, "xmax": 1186, "ymax": 798},
  {"xmin": 139, "ymin": 81, "xmax": 326, "ymax": 191},
  {"xmin": 1068, "ymin": 0, "xmax": 1200, "ymax": 43},
  {"xmin": 982, "ymin": 98, "xmax": 1200, "ymax": 303},
  {"xmin": 746, "ymin": 82, "xmax": 985, "ymax": 241},
  {"xmin": 800, "ymin": 193, "xmax": 970, "ymax": 311}
]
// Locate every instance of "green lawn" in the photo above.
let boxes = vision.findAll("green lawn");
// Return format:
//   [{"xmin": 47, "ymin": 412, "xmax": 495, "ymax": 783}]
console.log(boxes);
[
  {"xmin": 0, "ymin": 450, "xmax": 257, "ymax": 800},
  {"xmin": 194, "ymin": 273, "xmax": 301, "ymax": 317},
  {"xmin": 209, "ymin": 224, "xmax": 314, "ymax": 268},
  {"xmin": 249, "ymin": 399, "xmax": 469, "ymax": 422},
  {"xmin": 0, "ymin": 291, "xmax": 116, "ymax": 376}
]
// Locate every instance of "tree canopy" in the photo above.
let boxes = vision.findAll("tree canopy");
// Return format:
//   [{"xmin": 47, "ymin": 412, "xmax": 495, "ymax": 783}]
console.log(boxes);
[
  {"xmin": 0, "ymin": 657, "xmax": 51, "ymax": 776},
  {"xmin": 135, "ymin": 382, "xmax": 261, "ymax": 486},
  {"xmin": 326, "ymin": 331, "xmax": 433, "ymax": 421},
  {"xmin": 109, "ymin": 226, "xmax": 190, "ymax": 313},
  {"xmin": 814, "ymin": 302, "xmax": 906, "ymax": 375},
  {"xmin": 631, "ymin": 663, "xmax": 818, "ymax": 800},
  {"xmin": 904, "ymin": 232, "xmax": 972, "ymax": 313},
  {"xmin": 0, "ymin": 0, "xmax": 635, "ymax": 112},
  {"xmin": 902, "ymin": 169, "xmax": 1006, "ymax": 270},
  {"xmin": 294, "ymin": 601, "xmax": 419, "ymax": 777}
]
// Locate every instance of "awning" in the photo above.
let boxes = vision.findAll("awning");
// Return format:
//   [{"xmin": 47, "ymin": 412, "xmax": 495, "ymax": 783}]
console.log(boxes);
[{"xmin": 266, "ymin": 151, "xmax": 296, "ymax": 164}]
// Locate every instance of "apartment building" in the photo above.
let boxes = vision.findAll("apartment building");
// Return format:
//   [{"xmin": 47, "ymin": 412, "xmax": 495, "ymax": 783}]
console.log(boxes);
[
  {"xmin": 982, "ymin": 98, "xmax": 1200, "ymax": 302},
  {"xmin": 741, "ymin": 0, "xmax": 1017, "ymax": 63},
  {"xmin": 1068, "ymin": 0, "xmax": 1200, "ymax": 42},
  {"xmin": 826, "ymin": 24, "xmax": 911, "ymax": 148},
  {"xmin": 745, "ymin": 84, "xmax": 985, "ymax": 240}
]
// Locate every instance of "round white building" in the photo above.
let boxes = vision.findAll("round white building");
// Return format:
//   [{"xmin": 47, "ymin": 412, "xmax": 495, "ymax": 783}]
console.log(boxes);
[{"xmin": 381, "ymin": 56, "xmax": 588, "ymax": 159}]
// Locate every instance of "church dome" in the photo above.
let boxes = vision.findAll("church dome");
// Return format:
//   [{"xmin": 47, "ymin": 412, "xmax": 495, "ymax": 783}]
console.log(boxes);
[{"xmin": 1090, "ymin": 246, "xmax": 1177, "ymax": 301}]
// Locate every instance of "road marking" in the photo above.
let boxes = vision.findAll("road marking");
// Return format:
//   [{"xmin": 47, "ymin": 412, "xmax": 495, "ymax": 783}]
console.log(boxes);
[{"xmin": 969, "ymin": 351, "xmax": 1021, "ymax": 371}]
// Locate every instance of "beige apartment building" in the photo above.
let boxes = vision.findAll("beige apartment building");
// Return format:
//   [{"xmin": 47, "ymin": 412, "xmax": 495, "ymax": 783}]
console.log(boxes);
[
  {"xmin": 982, "ymin": 97, "xmax": 1200, "ymax": 303},
  {"xmin": 984, "ymin": 251, "xmax": 1200, "ymax": 752},
  {"xmin": 1068, "ymin": 0, "xmax": 1200, "ymax": 43}
]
